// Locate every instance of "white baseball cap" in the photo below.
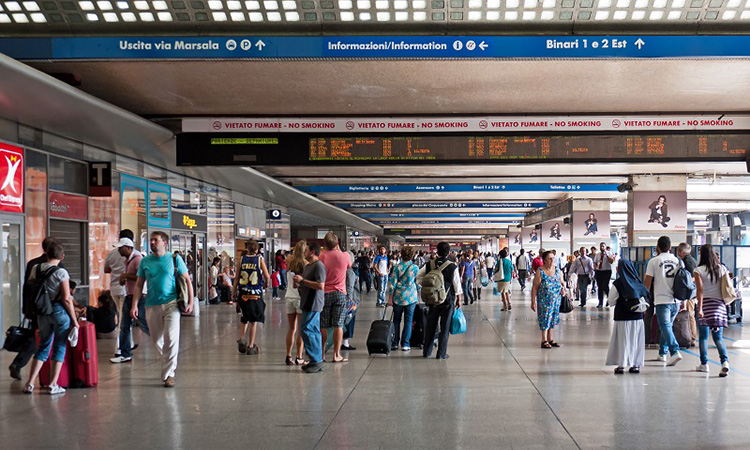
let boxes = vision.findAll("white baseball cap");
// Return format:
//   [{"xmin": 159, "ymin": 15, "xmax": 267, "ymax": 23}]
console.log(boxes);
[{"xmin": 114, "ymin": 237, "xmax": 135, "ymax": 248}]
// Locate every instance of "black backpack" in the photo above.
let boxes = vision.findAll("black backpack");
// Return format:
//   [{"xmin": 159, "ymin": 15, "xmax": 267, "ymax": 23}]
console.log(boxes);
[{"xmin": 22, "ymin": 265, "xmax": 61, "ymax": 317}]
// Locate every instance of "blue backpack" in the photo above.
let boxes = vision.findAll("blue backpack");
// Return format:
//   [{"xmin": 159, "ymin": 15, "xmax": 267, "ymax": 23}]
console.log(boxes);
[{"xmin": 673, "ymin": 260, "xmax": 696, "ymax": 301}]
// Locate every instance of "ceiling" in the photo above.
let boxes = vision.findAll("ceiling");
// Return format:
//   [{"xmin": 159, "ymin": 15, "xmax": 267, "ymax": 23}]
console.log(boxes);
[{"xmin": 3, "ymin": 0, "xmax": 750, "ymax": 33}]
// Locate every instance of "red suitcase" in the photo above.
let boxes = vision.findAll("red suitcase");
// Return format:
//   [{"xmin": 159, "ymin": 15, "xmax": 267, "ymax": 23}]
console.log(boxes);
[
  {"xmin": 70, "ymin": 321, "xmax": 99, "ymax": 388},
  {"xmin": 36, "ymin": 330, "xmax": 71, "ymax": 388}
]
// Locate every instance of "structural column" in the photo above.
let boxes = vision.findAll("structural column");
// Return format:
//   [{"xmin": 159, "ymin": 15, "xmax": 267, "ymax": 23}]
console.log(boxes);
[{"xmin": 627, "ymin": 175, "xmax": 688, "ymax": 247}]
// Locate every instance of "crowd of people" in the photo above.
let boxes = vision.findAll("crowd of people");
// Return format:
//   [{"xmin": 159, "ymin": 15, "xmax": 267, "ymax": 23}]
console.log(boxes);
[{"xmin": 8, "ymin": 230, "xmax": 741, "ymax": 393}]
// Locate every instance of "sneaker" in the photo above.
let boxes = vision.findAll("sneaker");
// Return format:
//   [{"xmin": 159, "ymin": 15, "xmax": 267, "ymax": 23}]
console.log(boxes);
[
  {"xmin": 114, "ymin": 351, "xmax": 122, "ymax": 358},
  {"xmin": 164, "ymin": 376, "xmax": 176, "ymax": 388},
  {"xmin": 696, "ymin": 364, "xmax": 709, "ymax": 373},
  {"xmin": 246, "ymin": 345, "xmax": 259, "ymax": 355},
  {"xmin": 667, "ymin": 352, "xmax": 683, "ymax": 366},
  {"xmin": 341, "ymin": 345, "xmax": 357, "ymax": 351},
  {"xmin": 9, "ymin": 364, "xmax": 21, "ymax": 380},
  {"xmin": 390, "ymin": 346, "xmax": 399, "ymax": 351},
  {"xmin": 654, "ymin": 355, "xmax": 667, "ymax": 363},
  {"xmin": 237, "ymin": 339, "xmax": 247, "ymax": 354},
  {"xmin": 47, "ymin": 384, "xmax": 66, "ymax": 395},
  {"xmin": 22, "ymin": 383, "xmax": 34, "ymax": 394},
  {"xmin": 110, "ymin": 356, "xmax": 132, "ymax": 364},
  {"xmin": 720, "ymin": 362, "xmax": 730, "ymax": 377},
  {"xmin": 402, "ymin": 346, "xmax": 411, "ymax": 352}
]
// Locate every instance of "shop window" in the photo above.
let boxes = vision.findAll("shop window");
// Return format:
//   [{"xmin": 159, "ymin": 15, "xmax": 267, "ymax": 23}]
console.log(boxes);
[
  {"xmin": 48, "ymin": 155, "xmax": 87, "ymax": 195},
  {"xmin": 171, "ymin": 187, "xmax": 206, "ymax": 215},
  {"xmin": 121, "ymin": 175, "xmax": 148, "ymax": 252},
  {"xmin": 89, "ymin": 187, "xmax": 121, "ymax": 305},
  {"xmin": 24, "ymin": 150, "xmax": 47, "ymax": 263}
]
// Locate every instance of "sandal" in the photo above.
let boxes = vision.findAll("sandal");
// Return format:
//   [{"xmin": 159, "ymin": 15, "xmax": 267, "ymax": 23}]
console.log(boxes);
[
  {"xmin": 548, "ymin": 341, "xmax": 561, "ymax": 347},
  {"xmin": 285, "ymin": 356, "xmax": 294, "ymax": 366},
  {"xmin": 332, "ymin": 357, "xmax": 349, "ymax": 363},
  {"xmin": 541, "ymin": 341, "xmax": 552, "ymax": 349},
  {"xmin": 22, "ymin": 383, "xmax": 34, "ymax": 394},
  {"xmin": 295, "ymin": 357, "xmax": 308, "ymax": 365}
]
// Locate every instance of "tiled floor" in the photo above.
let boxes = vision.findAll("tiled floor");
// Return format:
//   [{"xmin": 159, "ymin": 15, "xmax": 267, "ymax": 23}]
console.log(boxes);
[{"xmin": 2, "ymin": 284, "xmax": 749, "ymax": 449}]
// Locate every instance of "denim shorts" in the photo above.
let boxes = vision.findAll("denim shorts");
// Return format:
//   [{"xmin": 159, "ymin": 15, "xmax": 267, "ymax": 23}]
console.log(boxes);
[
  {"xmin": 321, "ymin": 291, "xmax": 347, "ymax": 328},
  {"xmin": 35, "ymin": 303, "xmax": 71, "ymax": 363}
]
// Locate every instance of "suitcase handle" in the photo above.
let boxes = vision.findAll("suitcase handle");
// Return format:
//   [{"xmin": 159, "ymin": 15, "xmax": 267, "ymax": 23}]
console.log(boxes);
[{"xmin": 381, "ymin": 305, "xmax": 394, "ymax": 322}]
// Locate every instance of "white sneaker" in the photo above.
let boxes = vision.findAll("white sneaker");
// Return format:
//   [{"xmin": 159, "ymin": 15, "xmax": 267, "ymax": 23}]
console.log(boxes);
[
  {"xmin": 654, "ymin": 355, "xmax": 667, "ymax": 363},
  {"xmin": 720, "ymin": 361, "xmax": 730, "ymax": 377},
  {"xmin": 696, "ymin": 364, "xmax": 709, "ymax": 373},
  {"xmin": 110, "ymin": 356, "xmax": 132, "ymax": 364},
  {"xmin": 667, "ymin": 353, "xmax": 683, "ymax": 366},
  {"xmin": 47, "ymin": 384, "xmax": 66, "ymax": 395}
]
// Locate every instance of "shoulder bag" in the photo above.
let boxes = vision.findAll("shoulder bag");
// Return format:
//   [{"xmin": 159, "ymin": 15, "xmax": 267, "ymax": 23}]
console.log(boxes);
[{"xmin": 173, "ymin": 256, "xmax": 189, "ymax": 313}]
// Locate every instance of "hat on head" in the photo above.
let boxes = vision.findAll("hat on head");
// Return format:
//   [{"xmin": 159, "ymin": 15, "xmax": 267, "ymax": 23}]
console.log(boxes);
[{"xmin": 114, "ymin": 237, "xmax": 135, "ymax": 248}]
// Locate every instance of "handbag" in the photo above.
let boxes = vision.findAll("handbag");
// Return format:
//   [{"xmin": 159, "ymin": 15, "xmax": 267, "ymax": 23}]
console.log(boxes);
[
  {"xmin": 173, "ymin": 256, "xmax": 189, "ymax": 313},
  {"xmin": 721, "ymin": 272, "xmax": 738, "ymax": 305},
  {"xmin": 450, "ymin": 308, "xmax": 467, "ymax": 335},
  {"xmin": 559, "ymin": 295, "xmax": 574, "ymax": 314},
  {"xmin": 3, "ymin": 320, "xmax": 34, "ymax": 353}
]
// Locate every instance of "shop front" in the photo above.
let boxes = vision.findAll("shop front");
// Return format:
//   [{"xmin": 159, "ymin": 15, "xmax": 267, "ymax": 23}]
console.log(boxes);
[
  {"xmin": 171, "ymin": 210, "xmax": 207, "ymax": 304},
  {"xmin": 0, "ymin": 142, "xmax": 25, "ymax": 347},
  {"xmin": 49, "ymin": 190, "xmax": 89, "ymax": 304}
]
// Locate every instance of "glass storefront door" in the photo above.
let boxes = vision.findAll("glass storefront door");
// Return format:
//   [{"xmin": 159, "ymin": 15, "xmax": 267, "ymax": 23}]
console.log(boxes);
[
  {"xmin": 170, "ymin": 232, "xmax": 206, "ymax": 302},
  {"xmin": 0, "ymin": 217, "xmax": 23, "ymax": 347}
]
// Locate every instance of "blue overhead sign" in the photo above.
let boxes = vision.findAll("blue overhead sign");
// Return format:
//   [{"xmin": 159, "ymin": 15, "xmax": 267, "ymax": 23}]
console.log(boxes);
[
  {"xmin": 4, "ymin": 36, "xmax": 750, "ymax": 60},
  {"xmin": 300, "ymin": 184, "xmax": 618, "ymax": 193},
  {"xmin": 336, "ymin": 202, "xmax": 547, "ymax": 209}
]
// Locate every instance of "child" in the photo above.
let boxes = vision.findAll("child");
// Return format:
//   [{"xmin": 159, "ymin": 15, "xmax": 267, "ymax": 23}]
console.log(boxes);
[{"xmin": 271, "ymin": 269, "xmax": 281, "ymax": 299}]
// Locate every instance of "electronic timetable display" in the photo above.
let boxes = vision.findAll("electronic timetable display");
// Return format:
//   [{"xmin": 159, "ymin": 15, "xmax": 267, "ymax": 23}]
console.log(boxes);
[{"xmin": 176, "ymin": 133, "xmax": 749, "ymax": 166}]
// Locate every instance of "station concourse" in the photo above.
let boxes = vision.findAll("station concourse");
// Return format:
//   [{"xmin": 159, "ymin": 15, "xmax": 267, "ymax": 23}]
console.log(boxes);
[{"xmin": 2, "ymin": 4, "xmax": 750, "ymax": 449}]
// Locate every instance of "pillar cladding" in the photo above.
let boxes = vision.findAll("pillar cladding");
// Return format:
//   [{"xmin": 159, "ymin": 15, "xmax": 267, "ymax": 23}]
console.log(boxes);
[
  {"xmin": 627, "ymin": 175, "xmax": 688, "ymax": 247},
  {"xmin": 540, "ymin": 218, "xmax": 572, "ymax": 258},
  {"xmin": 572, "ymin": 199, "xmax": 612, "ymax": 251}
]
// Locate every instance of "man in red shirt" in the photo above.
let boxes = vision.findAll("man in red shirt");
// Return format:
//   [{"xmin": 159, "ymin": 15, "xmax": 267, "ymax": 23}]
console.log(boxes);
[
  {"xmin": 318, "ymin": 232, "xmax": 352, "ymax": 363},
  {"xmin": 531, "ymin": 249, "xmax": 544, "ymax": 276}
]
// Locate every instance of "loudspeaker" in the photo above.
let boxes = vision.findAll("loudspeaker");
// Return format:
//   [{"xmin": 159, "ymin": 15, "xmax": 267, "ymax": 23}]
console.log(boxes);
[{"xmin": 563, "ymin": 217, "xmax": 571, "ymax": 225}]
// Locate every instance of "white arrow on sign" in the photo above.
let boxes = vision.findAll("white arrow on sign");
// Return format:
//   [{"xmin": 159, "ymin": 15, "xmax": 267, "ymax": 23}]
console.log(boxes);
[
  {"xmin": 255, "ymin": 40, "xmax": 266, "ymax": 51},
  {"xmin": 478, "ymin": 41, "xmax": 488, "ymax": 51},
  {"xmin": 634, "ymin": 38, "xmax": 645, "ymax": 49}
]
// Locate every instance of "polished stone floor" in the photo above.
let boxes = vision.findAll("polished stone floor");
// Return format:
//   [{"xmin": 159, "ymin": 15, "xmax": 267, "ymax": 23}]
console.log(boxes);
[{"xmin": 3, "ymin": 283, "xmax": 750, "ymax": 449}]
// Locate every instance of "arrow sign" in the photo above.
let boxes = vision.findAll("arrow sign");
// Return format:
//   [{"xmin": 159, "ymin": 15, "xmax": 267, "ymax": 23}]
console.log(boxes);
[
  {"xmin": 635, "ymin": 38, "xmax": 645, "ymax": 49},
  {"xmin": 479, "ymin": 41, "xmax": 488, "ymax": 51},
  {"xmin": 255, "ymin": 40, "xmax": 266, "ymax": 50}
]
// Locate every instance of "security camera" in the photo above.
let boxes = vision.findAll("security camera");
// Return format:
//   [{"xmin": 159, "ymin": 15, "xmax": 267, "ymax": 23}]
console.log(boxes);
[{"xmin": 616, "ymin": 183, "xmax": 633, "ymax": 193}]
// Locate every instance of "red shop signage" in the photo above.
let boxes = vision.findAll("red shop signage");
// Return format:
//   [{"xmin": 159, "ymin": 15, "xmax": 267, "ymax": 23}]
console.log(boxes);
[
  {"xmin": 0, "ymin": 143, "xmax": 24, "ymax": 214},
  {"xmin": 49, "ymin": 191, "xmax": 88, "ymax": 220}
]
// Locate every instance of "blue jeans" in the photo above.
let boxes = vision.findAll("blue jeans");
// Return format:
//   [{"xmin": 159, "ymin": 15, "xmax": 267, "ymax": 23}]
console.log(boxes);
[
  {"xmin": 696, "ymin": 311, "xmax": 728, "ymax": 365},
  {"xmin": 462, "ymin": 276, "xmax": 474, "ymax": 304},
  {"xmin": 377, "ymin": 275, "xmax": 388, "ymax": 305},
  {"xmin": 35, "ymin": 303, "xmax": 71, "ymax": 363},
  {"xmin": 301, "ymin": 311, "xmax": 323, "ymax": 364},
  {"xmin": 393, "ymin": 303, "xmax": 416, "ymax": 348},
  {"xmin": 119, "ymin": 295, "xmax": 150, "ymax": 358},
  {"xmin": 280, "ymin": 269, "xmax": 287, "ymax": 290},
  {"xmin": 655, "ymin": 303, "xmax": 680, "ymax": 357}
]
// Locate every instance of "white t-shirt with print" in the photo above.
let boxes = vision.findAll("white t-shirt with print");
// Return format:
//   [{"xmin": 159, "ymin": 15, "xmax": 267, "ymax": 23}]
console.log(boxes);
[
  {"xmin": 646, "ymin": 252, "xmax": 681, "ymax": 305},
  {"xmin": 694, "ymin": 265, "xmax": 728, "ymax": 300}
]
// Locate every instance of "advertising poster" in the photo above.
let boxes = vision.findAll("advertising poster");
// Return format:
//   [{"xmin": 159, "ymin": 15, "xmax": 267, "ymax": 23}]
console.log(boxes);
[
  {"xmin": 573, "ymin": 211, "xmax": 610, "ymax": 240},
  {"xmin": 522, "ymin": 226, "xmax": 540, "ymax": 252},
  {"xmin": 633, "ymin": 191, "xmax": 687, "ymax": 231},
  {"xmin": 543, "ymin": 220, "xmax": 571, "ymax": 242},
  {"xmin": 509, "ymin": 230, "xmax": 522, "ymax": 249}
]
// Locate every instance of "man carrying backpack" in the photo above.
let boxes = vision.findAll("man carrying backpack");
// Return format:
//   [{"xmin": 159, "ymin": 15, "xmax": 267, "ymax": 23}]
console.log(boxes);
[{"xmin": 416, "ymin": 242, "xmax": 463, "ymax": 360}]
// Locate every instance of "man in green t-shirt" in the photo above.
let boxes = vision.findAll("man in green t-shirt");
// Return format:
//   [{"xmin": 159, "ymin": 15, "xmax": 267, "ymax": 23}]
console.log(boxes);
[{"xmin": 131, "ymin": 231, "xmax": 193, "ymax": 387}]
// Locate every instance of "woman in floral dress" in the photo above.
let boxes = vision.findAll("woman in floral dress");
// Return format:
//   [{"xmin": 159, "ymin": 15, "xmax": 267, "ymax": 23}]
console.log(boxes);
[
  {"xmin": 387, "ymin": 246, "xmax": 420, "ymax": 351},
  {"xmin": 531, "ymin": 250, "xmax": 565, "ymax": 349}
]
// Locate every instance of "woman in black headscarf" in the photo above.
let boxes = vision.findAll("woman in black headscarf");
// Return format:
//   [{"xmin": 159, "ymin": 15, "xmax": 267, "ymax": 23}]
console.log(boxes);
[{"xmin": 605, "ymin": 259, "xmax": 650, "ymax": 374}]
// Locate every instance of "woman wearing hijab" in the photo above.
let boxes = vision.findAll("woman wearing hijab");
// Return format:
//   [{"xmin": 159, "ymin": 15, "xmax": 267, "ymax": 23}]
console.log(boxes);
[{"xmin": 605, "ymin": 259, "xmax": 649, "ymax": 374}]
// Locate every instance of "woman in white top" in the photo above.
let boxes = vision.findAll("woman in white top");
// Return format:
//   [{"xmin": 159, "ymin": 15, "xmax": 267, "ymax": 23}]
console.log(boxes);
[
  {"xmin": 692, "ymin": 244, "xmax": 730, "ymax": 376},
  {"xmin": 284, "ymin": 240, "xmax": 307, "ymax": 366}
]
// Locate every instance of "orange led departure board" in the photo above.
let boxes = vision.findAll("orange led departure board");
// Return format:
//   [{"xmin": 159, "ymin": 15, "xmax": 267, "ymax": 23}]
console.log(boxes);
[{"xmin": 176, "ymin": 133, "xmax": 750, "ymax": 166}]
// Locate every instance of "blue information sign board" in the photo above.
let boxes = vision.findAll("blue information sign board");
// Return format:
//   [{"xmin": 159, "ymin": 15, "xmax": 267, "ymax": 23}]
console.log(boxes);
[
  {"xmin": 3, "ymin": 36, "xmax": 750, "ymax": 60},
  {"xmin": 336, "ymin": 202, "xmax": 547, "ymax": 209},
  {"xmin": 299, "ymin": 183, "xmax": 617, "ymax": 193}
]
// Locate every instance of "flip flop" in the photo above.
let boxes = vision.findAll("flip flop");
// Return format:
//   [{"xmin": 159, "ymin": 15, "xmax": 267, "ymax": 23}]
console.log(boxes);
[{"xmin": 332, "ymin": 357, "xmax": 349, "ymax": 363}]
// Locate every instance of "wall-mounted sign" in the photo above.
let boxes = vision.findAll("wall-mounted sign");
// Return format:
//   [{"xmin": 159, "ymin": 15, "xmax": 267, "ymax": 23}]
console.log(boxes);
[
  {"xmin": 267, "ymin": 209, "xmax": 282, "ymax": 220},
  {"xmin": 171, "ymin": 211, "xmax": 207, "ymax": 232},
  {"xmin": 0, "ymin": 143, "xmax": 24, "ymax": 214},
  {"xmin": 147, "ymin": 181, "xmax": 171, "ymax": 228},
  {"xmin": 89, "ymin": 161, "xmax": 112, "ymax": 197},
  {"xmin": 49, "ymin": 191, "xmax": 88, "ymax": 220}
]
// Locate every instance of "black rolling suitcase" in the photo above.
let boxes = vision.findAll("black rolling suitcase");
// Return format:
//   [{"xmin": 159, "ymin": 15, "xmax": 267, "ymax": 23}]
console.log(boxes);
[
  {"xmin": 367, "ymin": 307, "xmax": 395, "ymax": 355},
  {"xmin": 411, "ymin": 304, "xmax": 427, "ymax": 349}
]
